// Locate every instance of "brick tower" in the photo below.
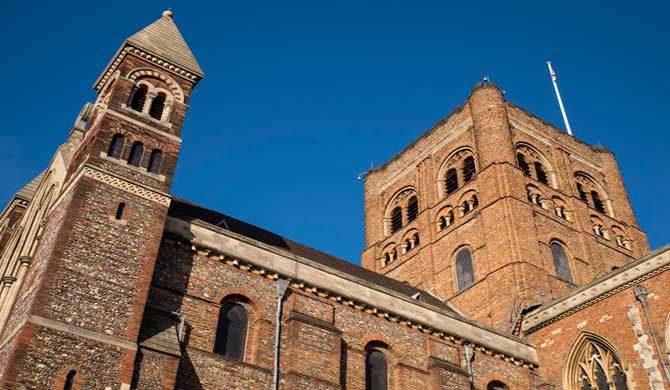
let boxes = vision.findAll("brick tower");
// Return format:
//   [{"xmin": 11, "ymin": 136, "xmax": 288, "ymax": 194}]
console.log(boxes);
[
  {"xmin": 361, "ymin": 80, "xmax": 649, "ymax": 331},
  {"xmin": 0, "ymin": 11, "xmax": 202, "ymax": 389}
]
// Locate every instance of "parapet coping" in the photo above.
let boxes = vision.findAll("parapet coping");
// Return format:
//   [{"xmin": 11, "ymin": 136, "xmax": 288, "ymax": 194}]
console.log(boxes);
[
  {"xmin": 522, "ymin": 245, "xmax": 670, "ymax": 334},
  {"xmin": 165, "ymin": 216, "xmax": 539, "ymax": 368}
]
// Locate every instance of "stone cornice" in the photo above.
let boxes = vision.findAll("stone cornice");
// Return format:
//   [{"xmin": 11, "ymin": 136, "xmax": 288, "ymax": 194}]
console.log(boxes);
[
  {"xmin": 164, "ymin": 216, "xmax": 539, "ymax": 369},
  {"xmin": 94, "ymin": 43, "xmax": 201, "ymax": 92},
  {"xmin": 522, "ymin": 246, "xmax": 670, "ymax": 334}
]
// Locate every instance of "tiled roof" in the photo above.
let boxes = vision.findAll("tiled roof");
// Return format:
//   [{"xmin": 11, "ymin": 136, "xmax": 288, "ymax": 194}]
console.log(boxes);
[
  {"xmin": 127, "ymin": 13, "xmax": 203, "ymax": 77},
  {"xmin": 169, "ymin": 197, "xmax": 462, "ymax": 317}
]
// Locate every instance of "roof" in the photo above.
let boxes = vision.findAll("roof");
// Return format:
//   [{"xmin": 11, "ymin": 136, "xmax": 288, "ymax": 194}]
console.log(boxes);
[
  {"xmin": 15, "ymin": 172, "xmax": 45, "ymax": 201},
  {"xmin": 126, "ymin": 12, "xmax": 204, "ymax": 77},
  {"xmin": 168, "ymin": 198, "xmax": 462, "ymax": 317}
]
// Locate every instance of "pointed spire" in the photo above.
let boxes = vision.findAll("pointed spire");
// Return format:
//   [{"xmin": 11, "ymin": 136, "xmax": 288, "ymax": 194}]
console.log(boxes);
[{"xmin": 126, "ymin": 10, "xmax": 204, "ymax": 77}]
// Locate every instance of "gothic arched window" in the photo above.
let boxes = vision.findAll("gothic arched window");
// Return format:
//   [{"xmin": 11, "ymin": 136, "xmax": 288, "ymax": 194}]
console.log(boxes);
[
  {"xmin": 63, "ymin": 370, "xmax": 77, "ymax": 390},
  {"xmin": 445, "ymin": 168, "xmax": 459, "ymax": 195},
  {"xmin": 130, "ymin": 84, "xmax": 148, "ymax": 112},
  {"xmin": 108, "ymin": 133, "xmax": 125, "ymax": 159},
  {"xmin": 366, "ymin": 348, "xmax": 388, "ymax": 390},
  {"xmin": 455, "ymin": 249, "xmax": 474, "ymax": 291},
  {"xmin": 390, "ymin": 207, "xmax": 403, "ymax": 233},
  {"xmin": 127, "ymin": 141, "xmax": 144, "ymax": 167},
  {"xmin": 462, "ymin": 156, "xmax": 476, "ymax": 183},
  {"xmin": 214, "ymin": 302, "xmax": 249, "ymax": 360},
  {"xmin": 406, "ymin": 196, "xmax": 418, "ymax": 222},
  {"xmin": 147, "ymin": 149, "xmax": 163, "ymax": 174},
  {"xmin": 149, "ymin": 92, "xmax": 167, "ymax": 120},
  {"xmin": 566, "ymin": 335, "xmax": 628, "ymax": 390},
  {"xmin": 551, "ymin": 242, "xmax": 573, "ymax": 283}
]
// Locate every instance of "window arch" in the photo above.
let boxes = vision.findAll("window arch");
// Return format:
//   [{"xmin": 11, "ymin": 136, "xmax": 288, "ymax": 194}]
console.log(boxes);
[
  {"xmin": 63, "ymin": 370, "xmax": 77, "ymax": 390},
  {"xmin": 214, "ymin": 301, "xmax": 249, "ymax": 360},
  {"xmin": 455, "ymin": 248, "xmax": 474, "ymax": 291},
  {"xmin": 107, "ymin": 133, "xmax": 125, "ymax": 159},
  {"xmin": 365, "ymin": 345, "xmax": 388, "ymax": 390},
  {"xmin": 551, "ymin": 242, "xmax": 573, "ymax": 283},
  {"xmin": 487, "ymin": 380, "xmax": 509, "ymax": 390},
  {"xmin": 149, "ymin": 92, "xmax": 167, "ymax": 120},
  {"xmin": 565, "ymin": 333, "xmax": 628, "ymax": 390},
  {"xmin": 385, "ymin": 188, "xmax": 418, "ymax": 236},
  {"xmin": 462, "ymin": 156, "xmax": 476, "ymax": 183},
  {"xmin": 437, "ymin": 207, "xmax": 455, "ymax": 231},
  {"xmin": 129, "ymin": 84, "xmax": 148, "ymax": 112},
  {"xmin": 575, "ymin": 173, "xmax": 610, "ymax": 216},
  {"xmin": 127, "ymin": 141, "xmax": 144, "ymax": 167},
  {"xmin": 439, "ymin": 147, "xmax": 475, "ymax": 198},
  {"xmin": 515, "ymin": 143, "xmax": 555, "ymax": 187},
  {"xmin": 147, "ymin": 149, "xmax": 163, "ymax": 174}
]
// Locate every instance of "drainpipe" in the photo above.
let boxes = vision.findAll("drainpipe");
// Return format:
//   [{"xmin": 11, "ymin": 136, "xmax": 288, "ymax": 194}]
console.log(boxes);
[
  {"xmin": 463, "ymin": 344, "xmax": 475, "ymax": 390},
  {"xmin": 171, "ymin": 310, "xmax": 186, "ymax": 343},
  {"xmin": 634, "ymin": 285, "xmax": 670, "ymax": 385},
  {"xmin": 273, "ymin": 279, "xmax": 290, "ymax": 390}
]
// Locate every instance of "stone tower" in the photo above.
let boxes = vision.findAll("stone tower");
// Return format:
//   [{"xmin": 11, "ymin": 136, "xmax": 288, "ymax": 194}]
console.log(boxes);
[
  {"xmin": 361, "ymin": 80, "xmax": 649, "ymax": 331},
  {"xmin": 0, "ymin": 11, "xmax": 202, "ymax": 389}
]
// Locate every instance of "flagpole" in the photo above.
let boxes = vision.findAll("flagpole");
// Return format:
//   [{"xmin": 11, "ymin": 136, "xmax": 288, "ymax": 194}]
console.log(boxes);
[{"xmin": 546, "ymin": 61, "xmax": 573, "ymax": 136}]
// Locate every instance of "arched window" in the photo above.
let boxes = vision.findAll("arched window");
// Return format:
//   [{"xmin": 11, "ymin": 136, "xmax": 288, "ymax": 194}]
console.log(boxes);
[
  {"xmin": 366, "ymin": 348, "xmax": 388, "ymax": 390},
  {"xmin": 566, "ymin": 335, "xmax": 628, "ymax": 390},
  {"xmin": 462, "ymin": 156, "xmax": 476, "ymax": 183},
  {"xmin": 534, "ymin": 162, "xmax": 548, "ymax": 185},
  {"xmin": 63, "ymin": 370, "xmax": 76, "ymax": 390},
  {"xmin": 406, "ymin": 196, "xmax": 418, "ymax": 222},
  {"xmin": 455, "ymin": 249, "xmax": 474, "ymax": 291},
  {"xmin": 438, "ymin": 210, "xmax": 454, "ymax": 230},
  {"xmin": 390, "ymin": 207, "xmax": 403, "ymax": 233},
  {"xmin": 149, "ymin": 92, "xmax": 167, "ymax": 120},
  {"xmin": 551, "ymin": 243, "xmax": 573, "ymax": 283},
  {"xmin": 591, "ymin": 191, "xmax": 606, "ymax": 214},
  {"xmin": 517, "ymin": 153, "xmax": 531, "ymax": 176},
  {"xmin": 127, "ymin": 141, "xmax": 144, "ymax": 167},
  {"xmin": 445, "ymin": 168, "xmax": 459, "ymax": 194},
  {"xmin": 107, "ymin": 133, "xmax": 125, "ymax": 159},
  {"xmin": 130, "ymin": 84, "xmax": 148, "ymax": 112},
  {"xmin": 214, "ymin": 302, "xmax": 248, "ymax": 360},
  {"xmin": 487, "ymin": 381, "xmax": 509, "ymax": 390},
  {"xmin": 147, "ymin": 149, "xmax": 163, "ymax": 174},
  {"xmin": 577, "ymin": 183, "xmax": 589, "ymax": 203}
]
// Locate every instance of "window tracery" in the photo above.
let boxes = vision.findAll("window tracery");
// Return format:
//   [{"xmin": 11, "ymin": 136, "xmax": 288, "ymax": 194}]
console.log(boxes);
[{"xmin": 566, "ymin": 335, "xmax": 628, "ymax": 390}]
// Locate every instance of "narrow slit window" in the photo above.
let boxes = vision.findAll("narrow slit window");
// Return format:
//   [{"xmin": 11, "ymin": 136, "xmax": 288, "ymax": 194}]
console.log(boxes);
[
  {"xmin": 445, "ymin": 168, "xmax": 459, "ymax": 195},
  {"xmin": 127, "ymin": 141, "xmax": 144, "ymax": 167},
  {"xmin": 107, "ymin": 133, "xmax": 125, "ymax": 159},
  {"xmin": 534, "ymin": 162, "xmax": 548, "ymax": 185},
  {"xmin": 551, "ymin": 243, "xmax": 573, "ymax": 283},
  {"xmin": 517, "ymin": 153, "xmax": 531, "ymax": 176},
  {"xmin": 462, "ymin": 156, "xmax": 476, "ymax": 183},
  {"xmin": 147, "ymin": 149, "xmax": 163, "ymax": 174},
  {"xmin": 455, "ymin": 249, "xmax": 474, "ymax": 291},
  {"xmin": 149, "ymin": 92, "xmax": 167, "ymax": 120},
  {"xmin": 406, "ymin": 197, "xmax": 418, "ymax": 222},
  {"xmin": 63, "ymin": 370, "xmax": 76, "ymax": 390},
  {"xmin": 115, "ymin": 203, "xmax": 126, "ymax": 220},
  {"xmin": 130, "ymin": 84, "xmax": 148, "ymax": 112},
  {"xmin": 390, "ymin": 207, "xmax": 403, "ymax": 233}
]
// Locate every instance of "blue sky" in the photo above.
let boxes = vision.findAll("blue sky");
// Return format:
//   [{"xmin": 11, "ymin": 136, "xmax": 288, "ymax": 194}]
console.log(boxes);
[{"xmin": 1, "ymin": 0, "xmax": 668, "ymax": 263}]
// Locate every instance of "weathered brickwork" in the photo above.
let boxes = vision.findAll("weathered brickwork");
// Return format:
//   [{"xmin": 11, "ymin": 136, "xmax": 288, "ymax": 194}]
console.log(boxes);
[
  {"xmin": 1, "ymin": 10, "xmax": 668, "ymax": 390},
  {"xmin": 361, "ymin": 82, "xmax": 650, "ymax": 329}
]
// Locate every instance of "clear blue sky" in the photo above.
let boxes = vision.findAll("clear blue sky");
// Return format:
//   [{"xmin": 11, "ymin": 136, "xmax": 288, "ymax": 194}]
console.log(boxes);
[{"xmin": 1, "ymin": 0, "xmax": 668, "ymax": 263}]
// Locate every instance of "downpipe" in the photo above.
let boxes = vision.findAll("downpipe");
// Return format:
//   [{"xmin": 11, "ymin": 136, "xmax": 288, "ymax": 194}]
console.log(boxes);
[
  {"xmin": 634, "ymin": 285, "xmax": 670, "ymax": 385},
  {"xmin": 273, "ymin": 279, "xmax": 290, "ymax": 390},
  {"xmin": 463, "ymin": 344, "xmax": 475, "ymax": 390}
]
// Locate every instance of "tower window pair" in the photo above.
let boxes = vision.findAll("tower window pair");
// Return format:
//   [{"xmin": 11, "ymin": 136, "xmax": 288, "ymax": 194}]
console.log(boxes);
[
  {"xmin": 516, "ymin": 150, "xmax": 549, "ymax": 186},
  {"xmin": 444, "ymin": 156, "xmax": 476, "ymax": 196},
  {"xmin": 386, "ymin": 190, "xmax": 419, "ymax": 235},
  {"xmin": 575, "ymin": 173, "xmax": 608, "ymax": 215},
  {"xmin": 129, "ymin": 84, "xmax": 169, "ymax": 121},
  {"xmin": 107, "ymin": 134, "xmax": 163, "ymax": 174}
]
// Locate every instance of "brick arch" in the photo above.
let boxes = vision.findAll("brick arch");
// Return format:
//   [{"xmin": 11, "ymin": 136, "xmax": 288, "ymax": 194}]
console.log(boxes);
[
  {"xmin": 54, "ymin": 366, "xmax": 85, "ymax": 390},
  {"xmin": 563, "ymin": 331, "xmax": 629, "ymax": 390},
  {"xmin": 574, "ymin": 171, "xmax": 613, "ymax": 216},
  {"xmin": 214, "ymin": 288, "xmax": 269, "ymax": 321},
  {"xmin": 437, "ymin": 146, "xmax": 476, "ymax": 198},
  {"xmin": 127, "ymin": 67, "xmax": 184, "ymax": 102},
  {"xmin": 515, "ymin": 142, "xmax": 557, "ymax": 188},
  {"xmin": 384, "ymin": 186, "xmax": 418, "ymax": 236}
]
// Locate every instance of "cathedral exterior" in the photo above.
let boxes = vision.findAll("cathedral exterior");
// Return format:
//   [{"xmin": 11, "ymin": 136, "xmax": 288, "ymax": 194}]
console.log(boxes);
[{"xmin": 0, "ymin": 11, "xmax": 668, "ymax": 390}]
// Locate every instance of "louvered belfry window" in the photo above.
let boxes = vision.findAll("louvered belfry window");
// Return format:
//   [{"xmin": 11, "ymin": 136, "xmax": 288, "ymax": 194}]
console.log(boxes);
[
  {"xmin": 390, "ymin": 207, "xmax": 403, "ymax": 233},
  {"xmin": 214, "ymin": 302, "xmax": 248, "ymax": 360},
  {"xmin": 577, "ymin": 183, "xmax": 589, "ymax": 203},
  {"xmin": 406, "ymin": 197, "xmax": 418, "ymax": 222},
  {"xmin": 534, "ymin": 162, "xmax": 549, "ymax": 185},
  {"xmin": 445, "ymin": 168, "xmax": 459, "ymax": 195},
  {"xmin": 517, "ymin": 153, "xmax": 531, "ymax": 176},
  {"xmin": 591, "ymin": 191, "xmax": 606, "ymax": 214},
  {"xmin": 130, "ymin": 84, "xmax": 148, "ymax": 112},
  {"xmin": 462, "ymin": 156, "xmax": 476, "ymax": 183},
  {"xmin": 551, "ymin": 243, "xmax": 573, "ymax": 283},
  {"xmin": 149, "ymin": 92, "xmax": 167, "ymax": 120}
]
